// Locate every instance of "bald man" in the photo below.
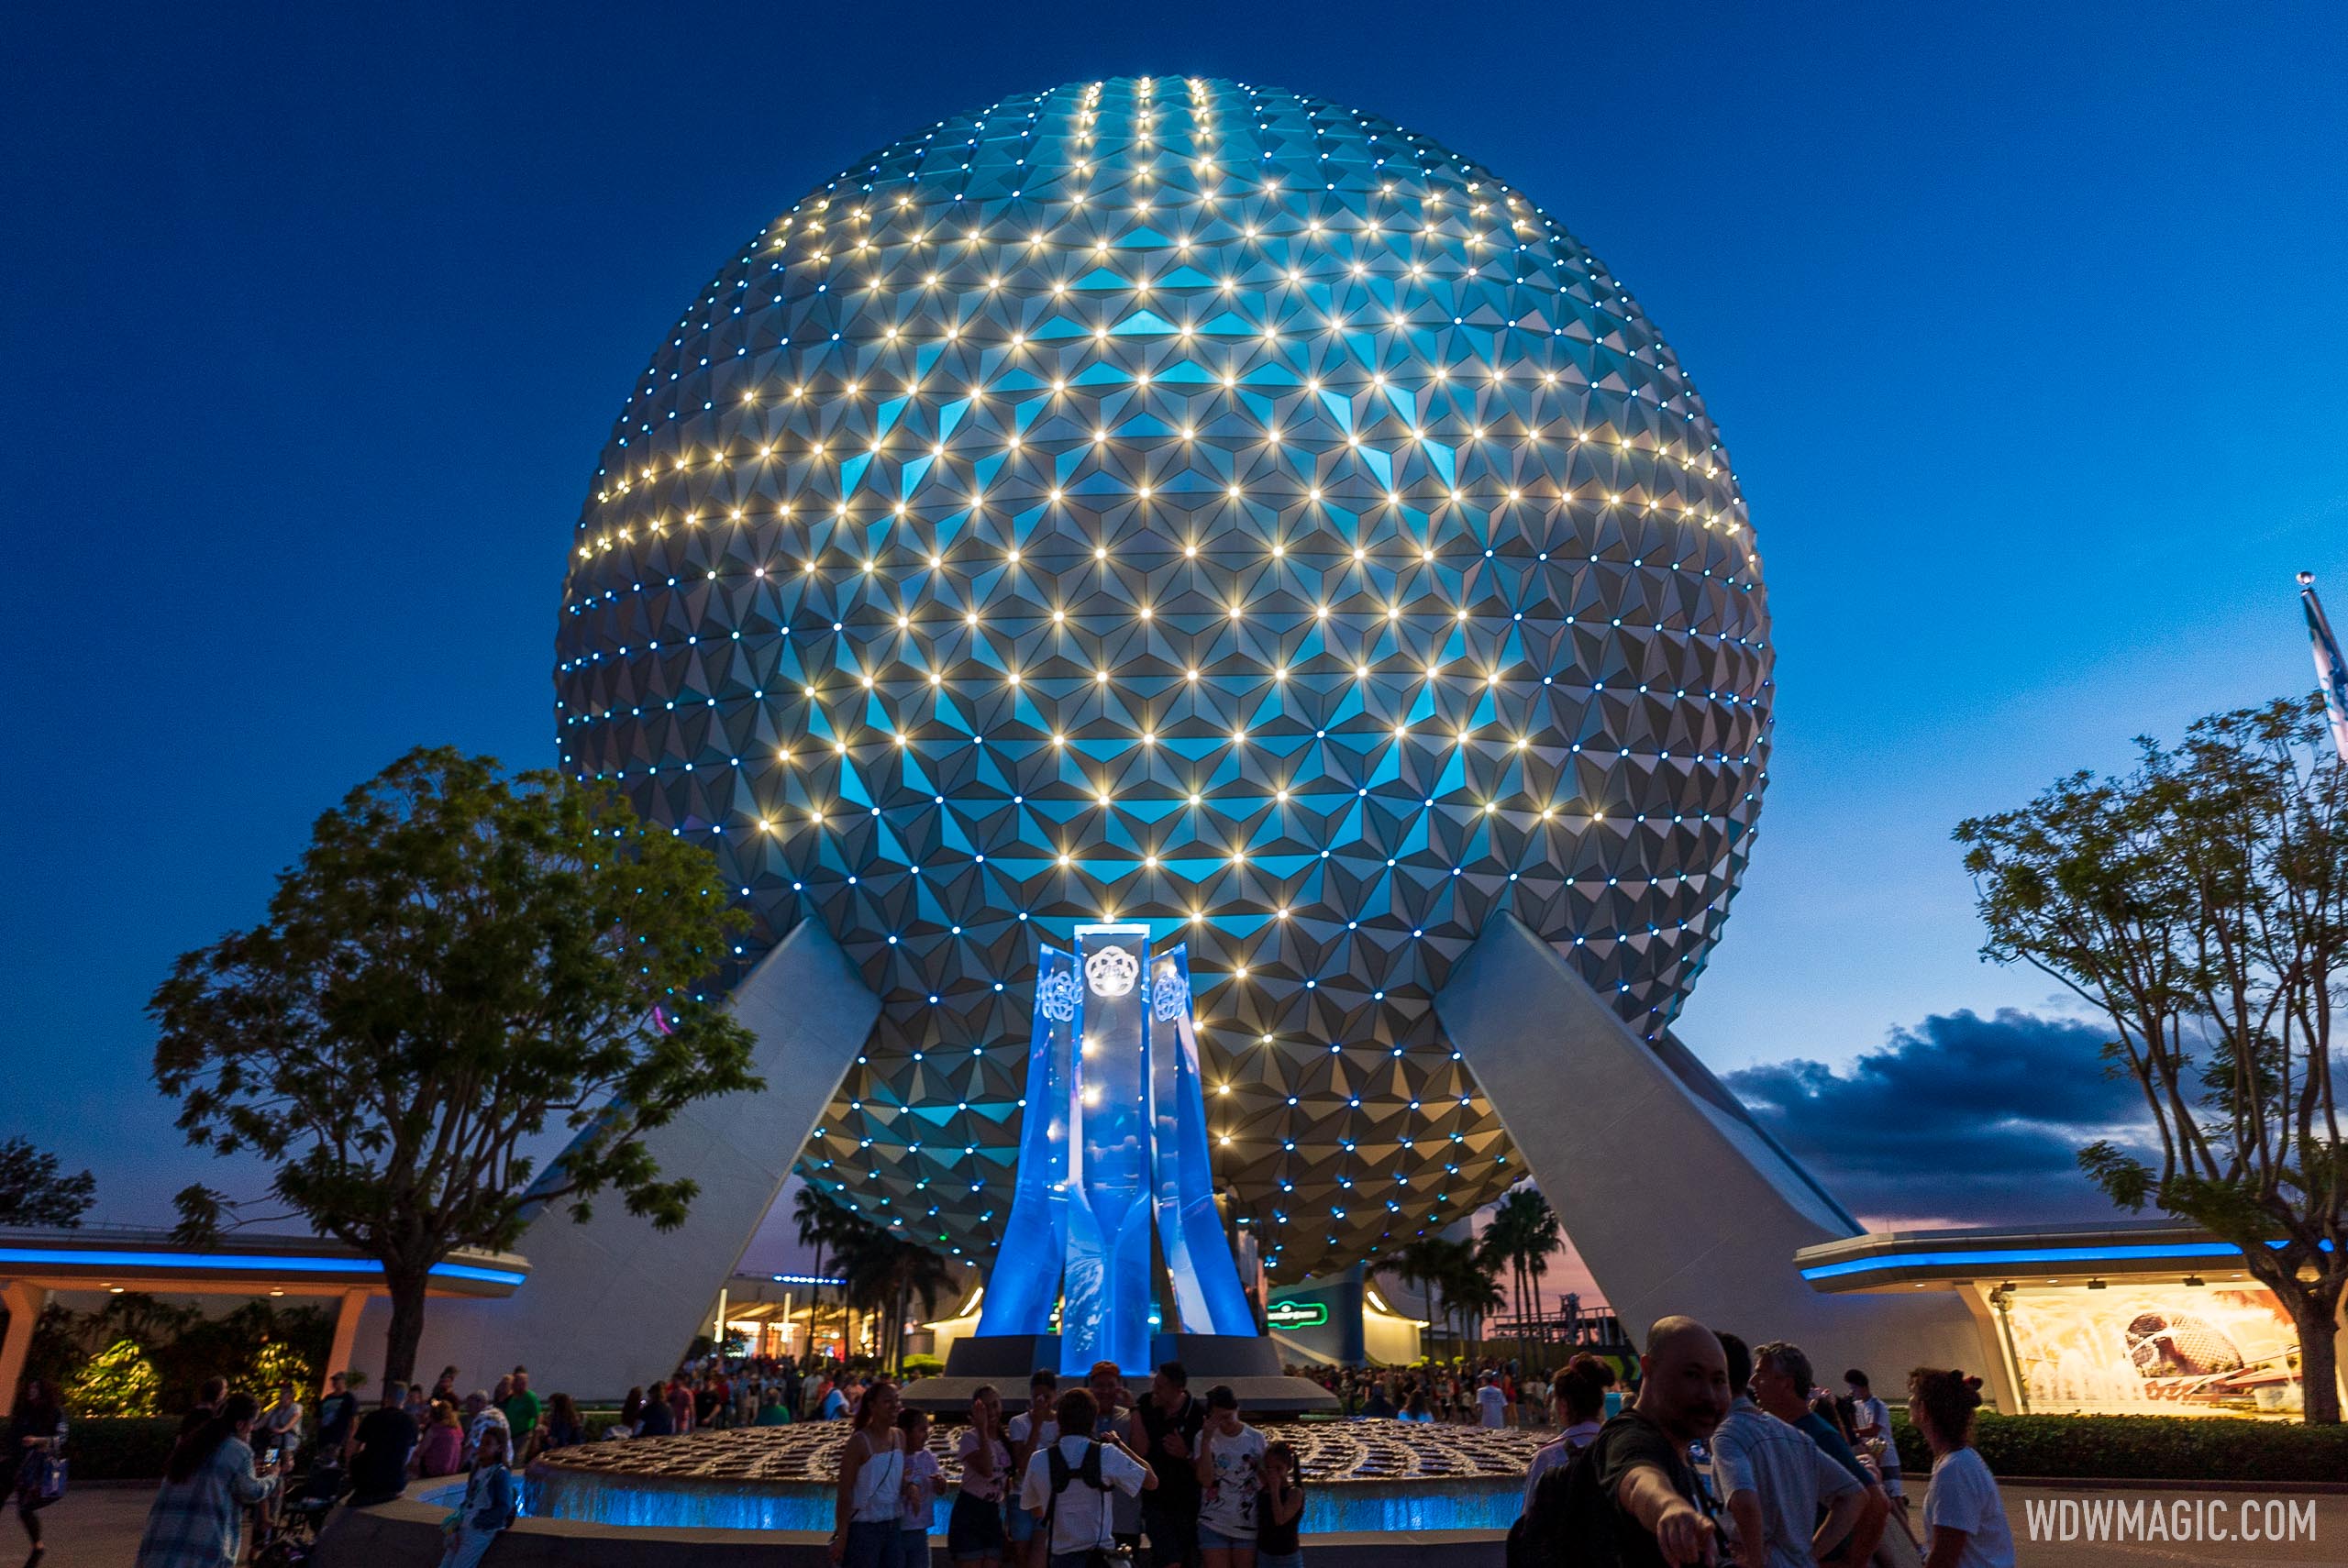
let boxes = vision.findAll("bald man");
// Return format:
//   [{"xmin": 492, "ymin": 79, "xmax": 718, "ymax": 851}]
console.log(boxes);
[{"xmin": 1584, "ymin": 1316, "xmax": 1732, "ymax": 1568}]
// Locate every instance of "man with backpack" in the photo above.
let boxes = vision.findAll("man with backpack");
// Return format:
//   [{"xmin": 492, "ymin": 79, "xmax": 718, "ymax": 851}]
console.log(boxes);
[
  {"xmin": 1510, "ymin": 1316, "xmax": 1730, "ymax": 1568},
  {"xmin": 1020, "ymin": 1387, "xmax": 1158, "ymax": 1568}
]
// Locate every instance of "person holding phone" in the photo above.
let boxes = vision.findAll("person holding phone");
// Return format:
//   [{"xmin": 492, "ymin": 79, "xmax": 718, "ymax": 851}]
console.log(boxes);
[
  {"xmin": 1192, "ymin": 1387, "xmax": 1263, "ymax": 1568},
  {"xmin": 253, "ymin": 1383, "xmax": 303, "ymax": 1540},
  {"xmin": 1254, "ymin": 1442, "xmax": 1303, "ymax": 1568},
  {"xmin": 1005, "ymin": 1372, "xmax": 1058, "ymax": 1568},
  {"xmin": 949, "ymin": 1387, "xmax": 1011, "ymax": 1568},
  {"xmin": 133, "ymin": 1393, "xmax": 278, "ymax": 1568}
]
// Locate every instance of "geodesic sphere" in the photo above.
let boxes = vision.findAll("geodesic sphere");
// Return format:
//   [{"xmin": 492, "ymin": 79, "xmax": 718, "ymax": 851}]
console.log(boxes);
[{"xmin": 553, "ymin": 75, "xmax": 1772, "ymax": 1285}]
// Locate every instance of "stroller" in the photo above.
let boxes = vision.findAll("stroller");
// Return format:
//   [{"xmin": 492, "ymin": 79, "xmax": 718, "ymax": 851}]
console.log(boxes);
[{"xmin": 253, "ymin": 1458, "xmax": 343, "ymax": 1568}]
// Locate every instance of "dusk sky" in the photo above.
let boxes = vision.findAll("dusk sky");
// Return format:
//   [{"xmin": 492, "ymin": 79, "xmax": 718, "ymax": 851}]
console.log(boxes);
[{"xmin": 6, "ymin": 2, "xmax": 2342, "ymax": 1254}]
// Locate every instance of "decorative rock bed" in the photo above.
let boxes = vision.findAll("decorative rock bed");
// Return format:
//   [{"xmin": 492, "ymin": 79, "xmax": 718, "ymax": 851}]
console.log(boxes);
[{"xmin": 526, "ymin": 1421, "xmax": 1548, "ymax": 1533}]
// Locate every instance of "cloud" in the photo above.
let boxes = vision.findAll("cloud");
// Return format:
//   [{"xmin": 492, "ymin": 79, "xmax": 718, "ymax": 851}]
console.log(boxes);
[{"xmin": 1722, "ymin": 1008, "xmax": 2158, "ymax": 1228}]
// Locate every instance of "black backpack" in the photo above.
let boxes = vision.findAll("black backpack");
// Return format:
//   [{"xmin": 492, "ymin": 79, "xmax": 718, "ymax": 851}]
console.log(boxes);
[
  {"xmin": 1505, "ymin": 1437, "xmax": 1618, "ymax": 1568},
  {"xmin": 1043, "ymin": 1441, "xmax": 1114, "ymax": 1568}
]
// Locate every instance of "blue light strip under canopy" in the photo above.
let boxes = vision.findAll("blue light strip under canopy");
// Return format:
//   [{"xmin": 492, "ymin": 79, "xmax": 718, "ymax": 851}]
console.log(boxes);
[
  {"xmin": 1800, "ymin": 1237, "xmax": 2327, "ymax": 1283},
  {"xmin": 0, "ymin": 1246, "xmax": 526, "ymax": 1287}
]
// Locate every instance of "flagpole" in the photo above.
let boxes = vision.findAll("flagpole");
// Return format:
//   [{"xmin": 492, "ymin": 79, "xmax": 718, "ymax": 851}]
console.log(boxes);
[{"xmin": 2299, "ymin": 571, "xmax": 2348, "ymax": 762}]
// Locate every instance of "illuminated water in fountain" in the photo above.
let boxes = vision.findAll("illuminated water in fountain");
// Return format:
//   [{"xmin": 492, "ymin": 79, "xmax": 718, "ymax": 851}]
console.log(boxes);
[{"xmin": 525, "ymin": 1423, "xmax": 1547, "ymax": 1534}]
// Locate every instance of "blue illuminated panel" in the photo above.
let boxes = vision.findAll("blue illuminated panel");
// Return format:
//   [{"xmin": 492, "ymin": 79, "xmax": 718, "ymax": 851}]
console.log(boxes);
[
  {"xmin": 0, "ymin": 1247, "xmax": 526, "ymax": 1288},
  {"xmin": 1800, "ymin": 1240, "xmax": 2290, "ymax": 1282}
]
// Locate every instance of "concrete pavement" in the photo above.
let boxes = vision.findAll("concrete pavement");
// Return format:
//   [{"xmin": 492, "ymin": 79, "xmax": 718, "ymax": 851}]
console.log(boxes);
[{"xmin": 25, "ymin": 1480, "xmax": 2344, "ymax": 1565}]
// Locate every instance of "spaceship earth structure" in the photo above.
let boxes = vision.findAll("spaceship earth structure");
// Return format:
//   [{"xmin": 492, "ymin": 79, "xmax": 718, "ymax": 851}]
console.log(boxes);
[{"xmin": 553, "ymin": 75, "xmax": 1773, "ymax": 1284}]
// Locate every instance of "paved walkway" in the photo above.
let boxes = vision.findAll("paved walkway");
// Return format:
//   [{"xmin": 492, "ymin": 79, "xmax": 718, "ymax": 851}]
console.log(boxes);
[
  {"xmin": 20, "ymin": 1481, "xmax": 2344, "ymax": 1564},
  {"xmin": 1996, "ymin": 1484, "xmax": 2342, "ymax": 1565},
  {"xmin": 8, "ymin": 1485, "xmax": 153, "ymax": 1567}
]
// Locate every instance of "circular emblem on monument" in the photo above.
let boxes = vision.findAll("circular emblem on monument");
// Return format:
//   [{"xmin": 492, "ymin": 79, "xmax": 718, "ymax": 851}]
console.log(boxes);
[
  {"xmin": 1036, "ymin": 968, "xmax": 1080, "ymax": 1023},
  {"xmin": 1151, "ymin": 971, "xmax": 1190, "ymax": 1023},
  {"xmin": 1085, "ymin": 946, "xmax": 1139, "ymax": 999}
]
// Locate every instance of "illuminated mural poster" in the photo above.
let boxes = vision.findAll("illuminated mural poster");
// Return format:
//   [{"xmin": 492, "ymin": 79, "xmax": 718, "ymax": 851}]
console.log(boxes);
[{"xmin": 2001, "ymin": 1285, "xmax": 2302, "ymax": 1416}]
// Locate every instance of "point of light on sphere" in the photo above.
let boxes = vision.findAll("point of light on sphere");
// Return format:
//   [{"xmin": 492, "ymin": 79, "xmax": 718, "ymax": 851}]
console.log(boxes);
[{"xmin": 550, "ymin": 74, "xmax": 1774, "ymax": 1281}]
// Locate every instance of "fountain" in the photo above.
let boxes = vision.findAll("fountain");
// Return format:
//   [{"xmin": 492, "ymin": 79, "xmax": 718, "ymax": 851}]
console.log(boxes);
[{"xmin": 491, "ymin": 926, "xmax": 1534, "ymax": 1559}]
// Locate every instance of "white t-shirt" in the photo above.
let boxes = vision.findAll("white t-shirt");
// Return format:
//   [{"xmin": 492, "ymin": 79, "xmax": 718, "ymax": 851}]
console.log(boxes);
[
  {"xmin": 1854, "ymin": 1397, "xmax": 1895, "ymax": 1467},
  {"xmin": 1198, "ymin": 1423, "xmax": 1266, "ymax": 1537},
  {"xmin": 1008, "ymin": 1412, "xmax": 1058, "ymax": 1452},
  {"xmin": 1923, "ymin": 1448, "xmax": 2015, "ymax": 1568},
  {"xmin": 1019, "ymin": 1435, "xmax": 1148, "ymax": 1555},
  {"xmin": 903, "ymin": 1447, "xmax": 943, "ymax": 1530},
  {"xmin": 956, "ymin": 1429, "xmax": 1013, "ymax": 1503},
  {"xmin": 1475, "ymin": 1385, "xmax": 1508, "ymax": 1428}
]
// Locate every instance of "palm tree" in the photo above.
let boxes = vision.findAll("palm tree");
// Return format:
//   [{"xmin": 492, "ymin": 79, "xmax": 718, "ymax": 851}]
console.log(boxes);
[
  {"xmin": 1517, "ymin": 1190, "xmax": 1562, "ymax": 1347},
  {"xmin": 885, "ymin": 1240, "xmax": 956, "ymax": 1372},
  {"xmin": 1443, "ymin": 1241, "xmax": 1506, "ymax": 1359},
  {"xmin": 1371, "ymin": 1240, "xmax": 1445, "ymax": 1364},
  {"xmin": 794, "ymin": 1185, "xmax": 869, "ymax": 1359},
  {"xmin": 1480, "ymin": 1186, "xmax": 1562, "ymax": 1362},
  {"xmin": 1409, "ymin": 1236, "xmax": 1478, "ymax": 1360},
  {"xmin": 839, "ymin": 1226, "xmax": 958, "ymax": 1373},
  {"xmin": 1477, "ymin": 1200, "xmax": 1525, "ymax": 1357}
]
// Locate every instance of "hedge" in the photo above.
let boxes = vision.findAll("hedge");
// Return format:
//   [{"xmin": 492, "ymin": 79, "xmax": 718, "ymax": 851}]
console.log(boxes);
[
  {"xmin": 1892, "ymin": 1411, "xmax": 2348, "ymax": 1483},
  {"xmin": 66, "ymin": 1411, "xmax": 631, "ymax": 1481},
  {"xmin": 61, "ymin": 1417, "xmax": 183, "ymax": 1481}
]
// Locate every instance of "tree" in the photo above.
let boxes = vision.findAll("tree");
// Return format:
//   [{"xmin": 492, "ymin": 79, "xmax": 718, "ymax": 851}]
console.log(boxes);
[
  {"xmin": 840, "ymin": 1224, "xmax": 956, "ymax": 1374},
  {"xmin": 1479, "ymin": 1185, "xmax": 1562, "ymax": 1362},
  {"xmin": 1441, "ymin": 1239, "xmax": 1506, "ymax": 1357},
  {"xmin": 794, "ymin": 1184, "xmax": 865, "ymax": 1359},
  {"xmin": 1373, "ymin": 1240, "xmax": 1445, "ymax": 1363},
  {"xmin": 0, "ymin": 1139, "xmax": 95, "ymax": 1228},
  {"xmin": 150, "ymin": 746, "xmax": 762, "ymax": 1385},
  {"xmin": 1958, "ymin": 696, "xmax": 2347, "ymax": 1423},
  {"xmin": 68, "ymin": 1341, "xmax": 160, "ymax": 1418},
  {"xmin": 1379, "ymin": 1235, "xmax": 1489, "ymax": 1360}
]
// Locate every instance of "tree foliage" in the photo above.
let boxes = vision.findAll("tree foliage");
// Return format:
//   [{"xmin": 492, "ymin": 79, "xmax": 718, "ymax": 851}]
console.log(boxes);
[
  {"xmin": 28, "ymin": 1292, "xmax": 338, "ymax": 1412},
  {"xmin": 812, "ymin": 1188, "xmax": 958, "ymax": 1372},
  {"xmin": 1479, "ymin": 1185, "xmax": 1563, "ymax": 1359},
  {"xmin": 0, "ymin": 1138, "xmax": 96, "ymax": 1228},
  {"xmin": 1957, "ymin": 696, "xmax": 2347, "ymax": 1421},
  {"xmin": 68, "ymin": 1340, "xmax": 161, "ymax": 1419},
  {"xmin": 149, "ymin": 746, "xmax": 762, "ymax": 1382},
  {"xmin": 1377, "ymin": 1233, "xmax": 1505, "ymax": 1360}
]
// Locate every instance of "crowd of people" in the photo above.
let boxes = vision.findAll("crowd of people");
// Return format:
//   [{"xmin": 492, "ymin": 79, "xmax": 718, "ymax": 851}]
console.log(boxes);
[
  {"xmin": 94, "ymin": 1362, "xmax": 563, "ymax": 1566},
  {"xmin": 4, "ymin": 1319, "xmax": 2009, "ymax": 1568},
  {"xmin": 797, "ymin": 1326, "xmax": 2010, "ymax": 1568},
  {"xmin": 1508, "ymin": 1320, "xmax": 2012, "ymax": 1568},
  {"xmin": 1289, "ymin": 1357, "xmax": 1632, "ymax": 1428},
  {"xmin": 821, "ymin": 1358, "xmax": 1309, "ymax": 1568}
]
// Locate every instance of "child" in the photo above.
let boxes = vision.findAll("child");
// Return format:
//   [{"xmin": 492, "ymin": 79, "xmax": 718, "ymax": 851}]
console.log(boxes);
[
  {"xmin": 900, "ymin": 1408, "xmax": 942, "ymax": 1565},
  {"xmin": 1194, "ymin": 1386, "xmax": 1264, "ymax": 1568},
  {"xmin": 1256, "ymin": 1441, "xmax": 1303, "ymax": 1568},
  {"xmin": 441, "ymin": 1424, "xmax": 517, "ymax": 1568}
]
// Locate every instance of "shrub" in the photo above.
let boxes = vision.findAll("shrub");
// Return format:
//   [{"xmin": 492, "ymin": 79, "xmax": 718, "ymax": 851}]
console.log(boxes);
[
  {"xmin": 1892, "ymin": 1410, "xmax": 2348, "ymax": 1482},
  {"xmin": 902, "ymin": 1354, "xmax": 946, "ymax": 1377},
  {"xmin": 67, "ymin": 1341, "xmax": 160, "ymax": 1419},
  {"xmin": 61, "ymin": 1418, "xmax": 182, "ymax": 1480}
]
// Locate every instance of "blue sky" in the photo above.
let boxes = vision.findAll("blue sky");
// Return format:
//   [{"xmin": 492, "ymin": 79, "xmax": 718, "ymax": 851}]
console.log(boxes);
[{"xmin": 5, "ymin": 1, "xmax": 2342, "ymax": 1230}]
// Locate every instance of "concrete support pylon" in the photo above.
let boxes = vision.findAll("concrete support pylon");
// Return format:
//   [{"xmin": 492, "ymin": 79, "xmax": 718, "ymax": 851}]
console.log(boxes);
[{"xmin": 1434, "ymin": 913, "xmax": 1982, "ymax": 1381}]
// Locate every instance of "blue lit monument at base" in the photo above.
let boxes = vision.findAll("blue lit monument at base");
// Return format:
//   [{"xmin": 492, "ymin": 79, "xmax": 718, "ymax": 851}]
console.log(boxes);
[
  {"xmin": 978, "ymin": 926, "xmax": 1257, "ymax": 1375},
  {"xmin": 913, "ymin": 925, "xmax": 1334, "ymax": 1410}
]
